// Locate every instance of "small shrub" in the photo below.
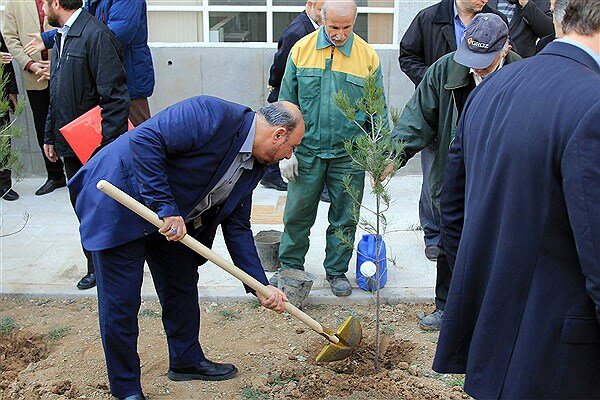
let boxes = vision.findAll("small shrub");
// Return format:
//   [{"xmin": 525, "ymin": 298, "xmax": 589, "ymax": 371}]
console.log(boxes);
[
  {"xmin": 382, "ymin": 325, "xmax": 396, "ymax": 335},
  {"xmin": 240, "ymin": 386, "xmax": 268, "ymax": 400},
  {"xmin": 48, "ymin": 327, "xmax": 69, "ymax": 341},
  {"xmin": 249, "ymin": 299, "xmax": 261, "ymax": 309},
  {"xmin": 218, "ymin": 309, "xmax": 240, "ymax": 321},
  {"xmin": 0, "ymin": 316, "xmax": 17, "ymax": 333},
  {"xmin": 445, "ymin": 376, "xmax": 465, "ymax": 387}
]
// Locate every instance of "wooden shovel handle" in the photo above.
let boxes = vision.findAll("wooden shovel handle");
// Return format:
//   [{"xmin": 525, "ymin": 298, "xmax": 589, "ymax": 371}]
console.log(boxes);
[{"xmin": 96, "ymin": 180, "xmax": 339, "ymax": 344}]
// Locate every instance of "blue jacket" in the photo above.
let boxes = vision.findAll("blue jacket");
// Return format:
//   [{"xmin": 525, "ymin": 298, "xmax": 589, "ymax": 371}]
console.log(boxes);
[
  {"xmin": 433, "ymin": 42, "xmax": 600, "ymax": 399},
  {"xmin": 42, "ymin": 0, "xmax": 154, "ymax": 99},
  {"xmin": 69, "ymin": 96, "xmax": 269, "ymax": 287}
]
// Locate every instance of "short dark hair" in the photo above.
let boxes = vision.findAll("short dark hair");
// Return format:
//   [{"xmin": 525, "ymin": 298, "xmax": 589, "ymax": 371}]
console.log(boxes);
[
  {"xmin": 562, "ymin": 0, "xmax": 600, "ymax": 35},
  {"xmin": 51, "ymin": 0, "xmax": 83, "ymax": 11},
  {"xmin": 258, "ymin": 102, "xmax": 300, "ymax": 133}
]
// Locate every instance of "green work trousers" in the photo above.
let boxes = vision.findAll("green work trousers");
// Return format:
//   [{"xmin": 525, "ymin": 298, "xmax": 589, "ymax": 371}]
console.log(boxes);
[{"xmin": 278, "ymin": 151, "xmax": 365, "ymax": 276}]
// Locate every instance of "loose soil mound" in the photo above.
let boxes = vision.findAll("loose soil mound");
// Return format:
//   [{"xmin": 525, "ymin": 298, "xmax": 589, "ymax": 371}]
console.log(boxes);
[
  {"xmin": 251, "ymin": 335, "xmax": 464, "ymax": 400},
  {"xmin": 0, "ymin": 330, "xmax": 49, "ymax": 391},
  {"xmin": 0, "ymin": 297, "xmax": 469, "ymax": 400}
]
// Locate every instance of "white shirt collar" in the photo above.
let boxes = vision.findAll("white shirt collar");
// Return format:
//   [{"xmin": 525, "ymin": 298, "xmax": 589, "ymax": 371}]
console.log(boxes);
[
  {"xmin": 58, "ymin": 7, "xmax": 83, "ymax": 35},
  {"xmin": 306, "ymin": 12, "xmax": 319, "ymax": 30}
]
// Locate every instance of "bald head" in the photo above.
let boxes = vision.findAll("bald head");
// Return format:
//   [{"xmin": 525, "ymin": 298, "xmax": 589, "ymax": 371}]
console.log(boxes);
[
  {"xmin": 322, "ymin": 0, "xmax": 357, "ymax": 47},
  {"xmin": 322, "ymin": 0, "xmax": 357, "ymax": 21},
  {"xmin": 254, "ymin": 101, "xmax": 305, "ymax": 165}
]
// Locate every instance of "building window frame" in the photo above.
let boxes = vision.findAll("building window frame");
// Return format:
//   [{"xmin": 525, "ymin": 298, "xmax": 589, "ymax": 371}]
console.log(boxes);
[{"xmin": 146, "ymin": 0, "xmax": 398, "ymax": 46}]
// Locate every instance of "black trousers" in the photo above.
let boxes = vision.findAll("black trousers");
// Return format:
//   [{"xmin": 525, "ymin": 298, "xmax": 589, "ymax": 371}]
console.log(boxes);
[
  {"xmin": 0, "ymin": 129, "xmax": 11, "ymax": 188},
  {"xmin": 0, "ymin": 168, "xmax": 11, "ymax": 189},
  {"xmin": 435, "ymin": 253, "xmax": 451, "ymax": 311},
  {"xmin": 27, "ymin": 88, "xmax": 65, "ymax": 180},
  {"xmin": 64, "ymin": 156, "xmax": 94, "ymax": 274}
]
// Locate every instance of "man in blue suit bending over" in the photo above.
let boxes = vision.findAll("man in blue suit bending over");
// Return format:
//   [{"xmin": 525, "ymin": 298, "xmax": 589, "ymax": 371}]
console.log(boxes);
[{"xmin": 69, "ymin": 96, "xmax": 304, "ymax": 400}]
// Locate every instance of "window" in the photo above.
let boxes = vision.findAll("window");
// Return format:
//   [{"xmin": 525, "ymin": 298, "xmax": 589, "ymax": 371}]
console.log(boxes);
[
  {"xmin": 209, "ymin": 12, "xmax": 266, "ymax": 42},
  {"xmin": 146, "ymin": 0, "xmax": 398, "ymax": 45}
]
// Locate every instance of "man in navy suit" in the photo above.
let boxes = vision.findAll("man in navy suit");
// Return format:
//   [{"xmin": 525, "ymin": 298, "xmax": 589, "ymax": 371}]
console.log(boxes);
[
  {"xmin": 261, "ymin": 0, "xmax": 323, "ymax": 192},
  {"xmin": 69, "ymin": 96, "xmax": 304, "ymax": 400},
  {"xmin": 433, "ymin": 0, "xmax": 600, "ymax": 398}
]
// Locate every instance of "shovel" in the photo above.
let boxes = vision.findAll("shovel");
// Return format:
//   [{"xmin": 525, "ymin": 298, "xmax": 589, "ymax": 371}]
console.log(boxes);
[{"xmin": 96, "ymin": 180, "xmax": 361, "ymax": 362}]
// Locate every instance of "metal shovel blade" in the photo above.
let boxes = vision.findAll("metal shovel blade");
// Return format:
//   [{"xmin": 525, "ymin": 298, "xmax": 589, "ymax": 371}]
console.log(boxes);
[{"xmin": 315, "ymin": 316, "xmax": 362, "ymax": 362}]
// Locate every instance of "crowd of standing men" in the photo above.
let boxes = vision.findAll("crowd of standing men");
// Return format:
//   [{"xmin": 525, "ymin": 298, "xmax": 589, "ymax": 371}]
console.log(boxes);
[
  {"xmin": 0, "ymin": 0, "xmax": 598, "ymax": 399},
  {"xmin": 1, "ymin": 0, "xmax": 154, "ymax": 290}
]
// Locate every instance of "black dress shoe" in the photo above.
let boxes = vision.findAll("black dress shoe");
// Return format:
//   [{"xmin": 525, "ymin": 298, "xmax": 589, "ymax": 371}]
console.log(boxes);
[
  {"xmin": 35, "ymin": 177, "xmax": 67, "ymax": 196},
  {"xmin": 425, "ymin": 245, "xmax": 440, "ymax": 262},
  {"xmin": 1, "ymin": 187, "xmax": 19, "ymax": 201},
  {"xmin": 77, "ymin": 273, "xmax": 96, "ymax": 290},
  {"xmin": 116, "ymin": 394, "xmax": 146, "ymax": 400},
  {"xmin": 167, "ymin": 359, "xmax": 238, "ymax": 381},
  {"xmin": 260, "ymin": 174, "xmax": 287, "ymax": 191}
]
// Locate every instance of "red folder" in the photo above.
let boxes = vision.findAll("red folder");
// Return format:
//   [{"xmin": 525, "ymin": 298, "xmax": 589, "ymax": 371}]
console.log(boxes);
[{"xmin": 59, "ymin": 106, "xmax": 134, "ymax": 164}]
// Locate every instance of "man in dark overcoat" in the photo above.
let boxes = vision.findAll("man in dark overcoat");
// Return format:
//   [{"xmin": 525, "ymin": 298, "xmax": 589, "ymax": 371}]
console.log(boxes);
[
  {"xmin": 42, "ymin": 0, "xmax": 129, "ymax": 290},
  {"xmin": 433, "ymin": 0, "xmax": 600, "ymax": 397}
]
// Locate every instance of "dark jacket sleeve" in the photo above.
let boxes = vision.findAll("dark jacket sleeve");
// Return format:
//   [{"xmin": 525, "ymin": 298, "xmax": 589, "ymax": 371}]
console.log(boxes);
[
  {"xmin": 268, "ymin": 30, "xmax": 304, "ymax": 89},
  {"xmin": 520, "ymin": 0, "xmax": 553, "ymax": 39},
  {"xmin": 561, "ymin": 101, "xmax": 600, "ymax": 324},
  {"xmin": 440, "ymin": 111, "xmax": 467, "ymax": 270},
  {"xmin": 87, "ymin": 29, "xmax": 129, "ymax": 145},
  {"xmin": 535, "ymin": 33, "xmax": 554, "ymax": 54},
  {"xmin": 43, "ymin": 57, "xmax": 54, "ymax": 145},
  {"xmin": 0, "ymin": 35, "xmax": 18, "ymax": 96},
  {"xmin": 399, "ymin": 12, "xmax": 428, "ymax": 86},
  {"xmin": 222, "ymin": 192, "xmax": 270, "ymax": 294},
  {"xmin": 393, "ymin": 64, "xmax": 440, "ymax": 162}
]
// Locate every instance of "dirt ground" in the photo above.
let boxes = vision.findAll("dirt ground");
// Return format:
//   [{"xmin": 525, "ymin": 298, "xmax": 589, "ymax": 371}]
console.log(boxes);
[{"xmin": 0, "ymin": 296, "xmax": 470, "ymax": 400}]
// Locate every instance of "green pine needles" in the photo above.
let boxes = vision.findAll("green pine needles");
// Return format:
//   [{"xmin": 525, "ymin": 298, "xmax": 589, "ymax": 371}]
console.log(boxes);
[
  {"xmin": 0, "ymin": 65, "xmax": 25, "ymax": 177},
  {"xmin": 335, "ymin": 66, "xmax": 405, "ymax": 372}
]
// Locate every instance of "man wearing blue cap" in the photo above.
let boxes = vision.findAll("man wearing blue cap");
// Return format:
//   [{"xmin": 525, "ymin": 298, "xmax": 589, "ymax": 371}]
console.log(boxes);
[{"xmin": 390, "ymin": 13, "xmax": 521, "ymax": 331}]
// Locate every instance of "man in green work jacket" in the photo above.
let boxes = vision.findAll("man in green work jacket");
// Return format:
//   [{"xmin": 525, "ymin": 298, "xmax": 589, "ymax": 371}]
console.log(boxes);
[
  {"xmin": 274, "ymin": 0, "xmax": 388, "ymax": 297},
  {"xmin": 393, "ymin": 13, "xmax": 521, "ymax": 330}
]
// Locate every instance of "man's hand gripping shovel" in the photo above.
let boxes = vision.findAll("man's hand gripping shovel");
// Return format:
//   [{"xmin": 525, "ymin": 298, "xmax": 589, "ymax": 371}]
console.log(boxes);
[{"xmin": 96, "ymin": 180, "xmax": 361, "ymax": 362}]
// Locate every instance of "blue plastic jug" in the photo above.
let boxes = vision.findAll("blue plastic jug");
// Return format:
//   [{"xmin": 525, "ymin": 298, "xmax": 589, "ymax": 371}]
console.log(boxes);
[{"xmin": 356, "ymin": 234, "xmax": 388, "ymax": 291}]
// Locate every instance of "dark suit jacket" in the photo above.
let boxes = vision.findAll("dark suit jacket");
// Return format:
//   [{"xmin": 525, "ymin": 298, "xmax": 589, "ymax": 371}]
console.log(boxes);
[
  {"xmin": 268, "ymin": 11, "xmax": 315, "ymax": 103},
  {"xmin": 535, "ymin": 32, "xmax": 555, "ymax": 53},
  {"xmin": 44, "ymin": 8, "xmax": 129, "ymax": 157},
  {"xmin": 398, "ymin": 0, "xmax": 509, "ymax": 86},
  {"xmin": 488, "ymin": 0, "xmax": 553, "ymax": 58},
  {"xmin": 433, "ymin": 42, "xmax": 600, "ymax": 399},
  {"xmin": 69, "ymin": 96, "xmax": 269, "ymax": 287},
  {"xmin": 0, "ymin": 33, "xmax": 18, "ymax": 98}
]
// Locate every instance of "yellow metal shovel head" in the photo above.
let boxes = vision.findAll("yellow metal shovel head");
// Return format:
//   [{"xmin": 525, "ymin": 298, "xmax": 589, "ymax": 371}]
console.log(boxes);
[{"xmin": 315, "ymin": 316, "xmax": 362, "ymax": 362}]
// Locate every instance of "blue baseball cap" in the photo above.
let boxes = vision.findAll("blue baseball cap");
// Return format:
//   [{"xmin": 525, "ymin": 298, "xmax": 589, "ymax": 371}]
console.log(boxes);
[{"xmin": 454, "ymin": 13, "xmax": 510, "ymax": 69}]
